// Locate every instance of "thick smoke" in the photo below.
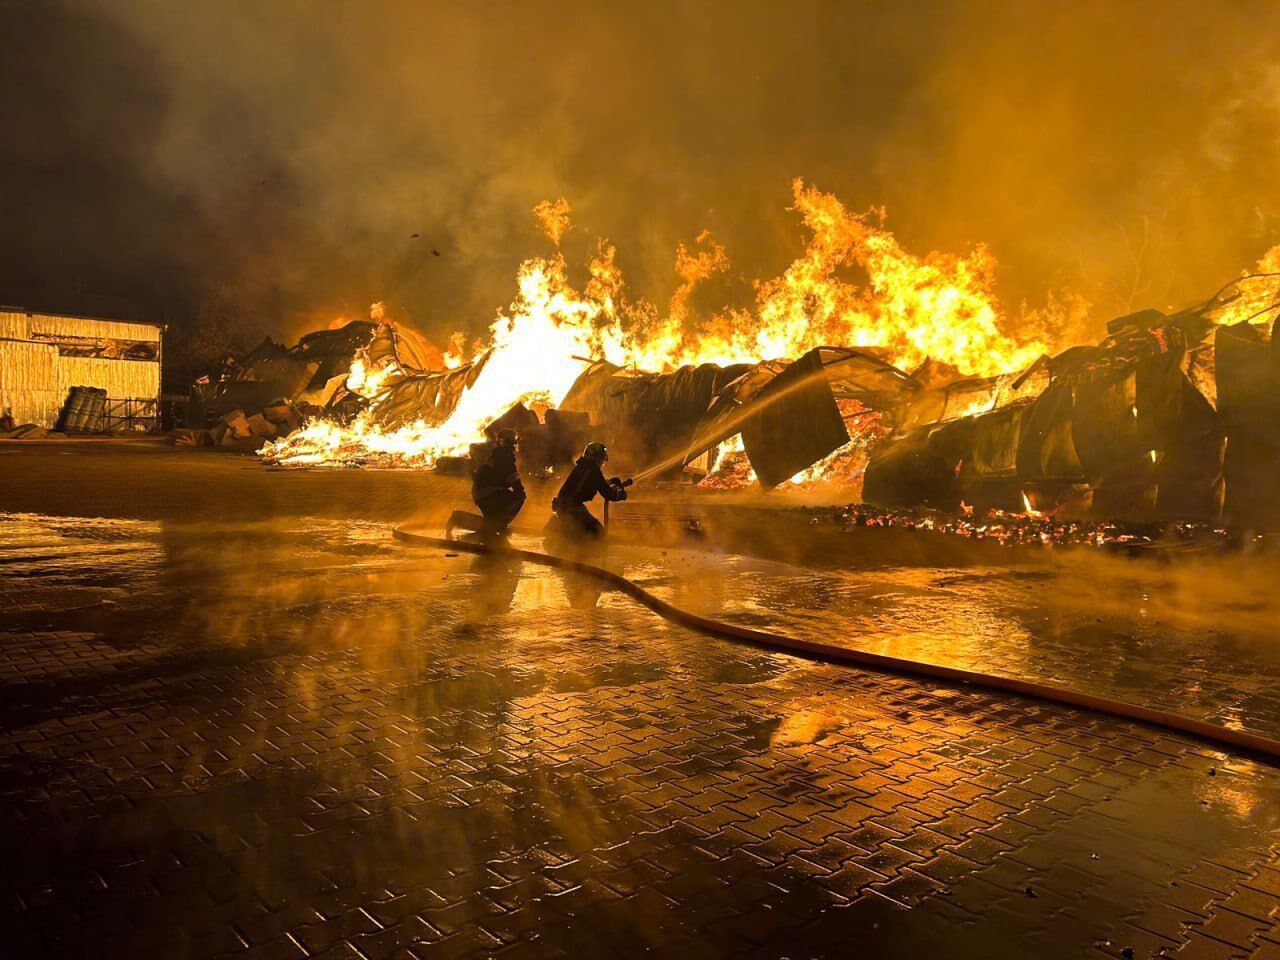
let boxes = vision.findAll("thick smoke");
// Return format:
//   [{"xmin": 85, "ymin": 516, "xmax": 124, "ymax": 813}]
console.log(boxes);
[{"xmin": 3, "ymin": 0, "xmax": 1279, "ymax": 349}]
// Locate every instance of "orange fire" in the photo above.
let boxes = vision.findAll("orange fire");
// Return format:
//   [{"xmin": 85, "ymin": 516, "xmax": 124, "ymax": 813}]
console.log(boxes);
[
  {"xmin": 265, "ymin": 183, "xmax": 1280, "ymax": 481},
  {"xmin": 1207, "ymin": 244, "xmax": 1280, "ymax": 330},
  {"xmin": 264, "ymin": 180, "xmax": 1064, "ymax": 472},
  {"xmin": 590, "ymin": 180, "xmax": 1057, "ymax": 375},
  {"xmin": 532, "ymin": 198, "xmax": 572, "ymax": 248}
]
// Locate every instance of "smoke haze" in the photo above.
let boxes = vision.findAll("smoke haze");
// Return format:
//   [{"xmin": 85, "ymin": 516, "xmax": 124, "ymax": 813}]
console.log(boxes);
[{"xmin": 3, "ymin": 0, "xmax": 1279, "ymax": 345}]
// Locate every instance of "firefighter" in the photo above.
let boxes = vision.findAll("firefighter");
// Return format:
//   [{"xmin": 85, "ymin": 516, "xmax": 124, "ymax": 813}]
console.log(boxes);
[
  {"xmin": 551, "ymin": 441, "xmax": 630, "ymax": 537},
  {"xmin": 471, "ymin": 429, "xmax": 526, "ymax": 537}
]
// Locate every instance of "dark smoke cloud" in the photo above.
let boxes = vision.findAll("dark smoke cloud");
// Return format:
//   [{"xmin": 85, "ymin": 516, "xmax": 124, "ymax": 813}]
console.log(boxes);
[{"xmin": 2, "ymin": 0, "xmax": 1279, "ymax": 346}]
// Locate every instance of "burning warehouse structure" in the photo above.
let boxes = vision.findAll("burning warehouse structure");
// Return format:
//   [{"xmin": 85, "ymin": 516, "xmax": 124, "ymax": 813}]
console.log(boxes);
[
  {"xmin": 544, "ymin": 280, "xmax": 1278, "ymax": 534},
  {"xmin": 179, "ymin": 308, "xmax": 444, "ymax": 449},
  {"xmin": 189, "ymin": 276, "xmax": 1280, "ymax": 533},
  {"xmin": 862, "ymin": 287, "xmax": 1278, "ymax": 530},
  {"xmin": 186, "ymin": 183, "xmax": 1280, "ymax": 532}
]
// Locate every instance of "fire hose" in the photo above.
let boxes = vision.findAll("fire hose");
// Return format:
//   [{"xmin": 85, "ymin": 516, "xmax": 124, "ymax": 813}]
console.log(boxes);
[{"xmin": 392, "ymin": 524, "xmax": 1280, "ymax": 763}]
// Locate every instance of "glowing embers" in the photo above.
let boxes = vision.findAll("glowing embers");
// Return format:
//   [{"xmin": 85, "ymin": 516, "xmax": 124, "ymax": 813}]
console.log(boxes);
[
  {"xmin": 700, "ymin": 399, "xmax": 887, "ymax": 495},
  {"xmin": 815, "ymin": 502, "xmax": 1243, "ymax": 550}
]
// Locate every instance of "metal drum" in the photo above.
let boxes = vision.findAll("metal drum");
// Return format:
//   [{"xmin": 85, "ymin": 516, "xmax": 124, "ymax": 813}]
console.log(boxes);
[{"xmin": 57, "ymin": 386, "xmax": 109, "ymax": 434}]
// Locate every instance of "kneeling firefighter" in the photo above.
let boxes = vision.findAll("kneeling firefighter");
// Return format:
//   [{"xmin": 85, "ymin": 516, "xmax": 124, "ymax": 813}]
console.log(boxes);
[
  {"xmin": 551, "ymin": 441, "xmax": 631, "ymax": 537},
  {"xmin": 471, "ymin": 429, "xmax": 526, "ymax": 536}
]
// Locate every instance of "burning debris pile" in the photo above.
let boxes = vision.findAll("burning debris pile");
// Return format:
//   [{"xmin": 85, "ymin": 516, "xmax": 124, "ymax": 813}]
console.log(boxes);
[
  {"xmin": 175, "ymin": 308, "xmax": 442, "ymax": 451},
  {"xmin": 247, "ymin": 181, "xmax": 1058, "ymax": 475},
  {"xmin": 807, "ymin": 503, "xmax": 1254, "ymax": 551},
  {"xmin": 183, "ymin": 181, "xmax": 1280, "ymax": 530},
  {"xmin": 861, "ymin": 273, "xmax": 1280, "ymax": 531}
]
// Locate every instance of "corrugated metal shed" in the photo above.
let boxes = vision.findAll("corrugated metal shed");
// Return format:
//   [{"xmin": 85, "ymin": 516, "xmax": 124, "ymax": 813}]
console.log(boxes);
[{"xmin": 0, "ymin": 309, "xmax": 162, "ymax": 428}]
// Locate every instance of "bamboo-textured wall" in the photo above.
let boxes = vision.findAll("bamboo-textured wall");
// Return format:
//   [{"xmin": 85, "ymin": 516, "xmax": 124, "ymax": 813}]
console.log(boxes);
[{"xmin": 0, "ymin": 311, "xmax": 162, "ymax": 428}]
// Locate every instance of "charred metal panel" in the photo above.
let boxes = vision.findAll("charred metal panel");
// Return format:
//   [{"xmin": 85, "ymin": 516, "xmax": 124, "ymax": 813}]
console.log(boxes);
[
  {"xmin": 293, "ymin": 322, "xmax": 379, "ymax": 395},
  {"xmin": 371, "ymin": 364, "xmax": 479, "ymax": 430},
  {"xmin": 1016, "ymin": 382, "xmax": 1083, "ymax": 481},
  {"xmin": 1068, "ymin": 346, "xmax": 1211, "ymax": 520},
  {"xmin": 293, "ymin": 321, "xmax": 377, "ymax": 362},
  {"xmin": 562, "ymin": 361, "xmax": 749, "ymax": 474},
  {"xmin": 1154, "ymin": 374, "xmax": 1224, "ymax": 521},
  {"xmin": 1217, "ymin": 323, "xmax": 1280, "ymax": 528},
  {"xmin": 863, "ymin": 418, "xmax": 975, "ymax": 509},
  {"xmin": 188, "ymin": 380, "xmax": 288, "ymax": 426},
  {"xmin": 960, "ymin": 404, "xmax": 1026, "ymax": 480},
  {"xmin": 1070, "ymin": 366, "xmax": 1157, "ymax": 518},
  {"xmin": 740, "ymin": 349, "xmax": 849, "ymax": 489},
  {"xmin": 230, "ymin": 338, "xmax": 313, "ymax": 400},
  {"xmin": 681, "ymin": 348, "xmax": 913, "ymax": 473},
  {"xmin": 1070, "ymin": 363, "xmax": 1153, "ymax": 518},
  {"xmin": 955, "ymin": 404, "xmax": 1029, "ymax": 512}
]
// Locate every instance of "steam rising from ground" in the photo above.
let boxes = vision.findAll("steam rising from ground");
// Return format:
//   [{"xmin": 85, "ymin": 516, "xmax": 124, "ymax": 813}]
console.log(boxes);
[{"xmin": 2, "ymin": 0, "xmax": 1280, "ymax": 347}]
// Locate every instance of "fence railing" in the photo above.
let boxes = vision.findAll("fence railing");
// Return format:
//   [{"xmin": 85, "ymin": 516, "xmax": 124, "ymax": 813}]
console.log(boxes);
[{"xmin": 102, "ymin": 397, "xmax": 160, "ymax": 434}]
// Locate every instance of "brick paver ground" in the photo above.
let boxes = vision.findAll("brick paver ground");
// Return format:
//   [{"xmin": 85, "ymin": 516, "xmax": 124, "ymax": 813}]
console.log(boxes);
[
  {"xmin": 573, "ymin": 538, "xmax": 1280, "ymax": 740},
  {"xmin": 3, "ymin": 513, "xmax": 1280, "ymax": 958}
]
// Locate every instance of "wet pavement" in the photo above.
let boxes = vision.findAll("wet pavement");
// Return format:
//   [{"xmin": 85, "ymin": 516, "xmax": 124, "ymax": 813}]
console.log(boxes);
[
  {"xmin": 548, "ymin": 538, "xmax": 1280, "ymax": 741},
  {"xmin": 3, "ymin": 511, "xmax": 1280, "ymax": 958}
]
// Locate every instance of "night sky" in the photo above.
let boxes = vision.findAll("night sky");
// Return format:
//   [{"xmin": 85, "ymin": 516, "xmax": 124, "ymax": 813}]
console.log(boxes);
[{"xmin": 3, "ymin": 0, "xmax": 1279, "ymax": 345}]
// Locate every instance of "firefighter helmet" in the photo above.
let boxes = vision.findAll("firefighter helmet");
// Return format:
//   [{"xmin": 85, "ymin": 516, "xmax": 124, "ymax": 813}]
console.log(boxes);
[{"xmin": 583, "ymin": 441, "xmax": 609, "ymax": 464}]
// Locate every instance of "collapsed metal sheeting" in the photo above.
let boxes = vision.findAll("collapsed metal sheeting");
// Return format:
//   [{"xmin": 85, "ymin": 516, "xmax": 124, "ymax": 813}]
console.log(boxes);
[
  {"xmin": 684, "ymin": 348, "xmax": 918, "ymax": 480},
  {"xmin": 292, "ymin": 321, "xmax": 380, "ymax": 403},
  {"xmin": 865, "ymin": 306, "xmax": 1242, "ymax": 522},
  {"xmin": 958, "ymin": 402, "xmax": 1031, "ymax": 505},
  {"xmin": 359, "ymin": 346, "xmax": 914, "ymax": 484},
  {"xmin": 862, "ymin": 417, "xmax": 977, "ymax": 509},
  {"xmin": 355, "ymin": 346, "xmax": 911, "ymax": 483},
  {"xmin": 188, "ymin": 320, "xmax": 439, "ymax": 429},
  {"xmin": 739, "ymin": 350, "xmax": 850, "ymax": 489},
  {"xmin": 368, "ymin": 359, "xmax": 485, "ymax": 430},
  {"xmin": 560, "ymin": 360, "xmax": 751, "ymax": 475},
  {"xmin": 1216, "ymin": 321, "xmax": 1280, "ymax": 529},
  {"xmin": 185, "ymin": 267, "xmax": 1276, "ymax": 525},
  {"xmin": 233, "ymin": 338, "xmax": 314, "ymax": 397}
]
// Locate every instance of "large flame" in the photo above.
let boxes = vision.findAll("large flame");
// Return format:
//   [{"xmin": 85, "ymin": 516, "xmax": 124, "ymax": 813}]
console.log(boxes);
[
  {"xmin": 264, "ymin": 180, "xmax": 1073, "ymax": 470},
  {"xmin": 657, "ymin": 180, "xmax": 1049, "ymax": 374},
  {"xmin": 1207, "ymin": 244, "xmax": 1280, "ymax": 330},
  {"xmin": 261, "ymin": 256, "xmax": 619, "ymax": 466}
]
